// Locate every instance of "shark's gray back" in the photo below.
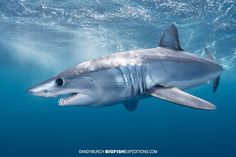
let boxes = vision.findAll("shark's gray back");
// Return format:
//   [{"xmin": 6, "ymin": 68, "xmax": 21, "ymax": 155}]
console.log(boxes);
[{"xmin": 59, "ymin": 47, "xmax": 217, "ymax": 77}]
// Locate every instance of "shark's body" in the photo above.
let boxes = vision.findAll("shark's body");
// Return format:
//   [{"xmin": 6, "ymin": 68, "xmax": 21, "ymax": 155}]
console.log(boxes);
[{"xmin": 28, "ymin": 25, "xmax": 224, "ymax": 111}]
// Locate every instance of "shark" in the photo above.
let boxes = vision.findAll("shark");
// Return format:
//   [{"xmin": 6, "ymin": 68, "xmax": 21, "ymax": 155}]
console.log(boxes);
[{"xmin": 28, "ymin": 24, "xmax": 224, "ymax": 111}]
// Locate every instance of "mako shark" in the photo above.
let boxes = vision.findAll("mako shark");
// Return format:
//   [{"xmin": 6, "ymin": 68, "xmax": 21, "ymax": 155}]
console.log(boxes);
[{"xmin": 28, "ymin": 24, "xmax": 224, "ymax": 111}]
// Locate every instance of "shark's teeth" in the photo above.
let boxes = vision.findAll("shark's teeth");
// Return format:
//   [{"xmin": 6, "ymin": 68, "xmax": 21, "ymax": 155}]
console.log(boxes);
[{"xmin": 58, "ymin": 93, "xmax": 78, "ymax": 105}]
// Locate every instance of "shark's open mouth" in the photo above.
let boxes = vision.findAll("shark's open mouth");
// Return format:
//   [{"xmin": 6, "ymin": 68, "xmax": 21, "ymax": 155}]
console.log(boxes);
[{"xmin": 58, "ymin": 93, "xmax": 79, "ymax": 105}]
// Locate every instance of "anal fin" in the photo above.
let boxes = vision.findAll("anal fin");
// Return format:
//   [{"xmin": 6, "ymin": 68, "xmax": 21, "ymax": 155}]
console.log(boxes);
[{"xmin": 148, "ymin": 87, "xmax": 216, "ymax": 110}]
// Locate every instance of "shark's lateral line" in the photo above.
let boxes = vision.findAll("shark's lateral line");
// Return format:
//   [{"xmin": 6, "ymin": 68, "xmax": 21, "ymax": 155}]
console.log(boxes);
[{"xmin": 28, "ymin": 25, "xmax": 224, "ymax": 111}]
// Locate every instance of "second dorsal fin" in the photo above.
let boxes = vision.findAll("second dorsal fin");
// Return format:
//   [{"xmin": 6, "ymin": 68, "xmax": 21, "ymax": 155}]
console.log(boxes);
[{"xmin": 159, "ymin": 24, "xmax": 183, "ymax": 51}]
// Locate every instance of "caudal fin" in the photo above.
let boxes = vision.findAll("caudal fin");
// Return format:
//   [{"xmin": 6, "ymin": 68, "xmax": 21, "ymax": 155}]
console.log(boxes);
[
  {"xmin": 205, "ymin": 48, "xmax": 221, "ymax": 93},
  {"xmin": 213, "ymin": 77, "xmax": 220, "ymax": 93}
]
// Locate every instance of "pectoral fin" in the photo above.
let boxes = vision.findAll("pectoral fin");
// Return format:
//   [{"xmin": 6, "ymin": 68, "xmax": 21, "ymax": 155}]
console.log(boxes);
[
  {"xmin": 148, "ymin": 87, "xmax": 216, "ymax": 110},
  {"xmin": 123, "ymin": 100, "xmax": 138, "ymax": 112}
]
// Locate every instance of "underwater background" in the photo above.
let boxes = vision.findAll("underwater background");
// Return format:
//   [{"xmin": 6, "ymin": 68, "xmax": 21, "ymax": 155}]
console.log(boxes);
[{"xmin": 0, "ymin": 0, "xmax": 236, "ymax": 156}]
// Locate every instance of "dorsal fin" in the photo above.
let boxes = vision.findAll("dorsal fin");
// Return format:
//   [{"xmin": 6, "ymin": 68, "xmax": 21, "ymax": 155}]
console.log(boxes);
[{"xmin": 159, "ymin": 24, "xmax": 183, "ymax": 51}]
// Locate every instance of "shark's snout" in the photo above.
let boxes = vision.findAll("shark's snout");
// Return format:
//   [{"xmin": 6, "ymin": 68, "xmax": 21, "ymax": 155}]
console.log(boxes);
[
  {"xmin": 27, "ymin": 86, "xmax": 49, "ymax": 97},
  {"xmin": 27, "ymin": 80, "xmax": 57, "ymax": 97},
  {"xmin": 27, "ymin": 88, "xmax": 36, "ymax": 95}
]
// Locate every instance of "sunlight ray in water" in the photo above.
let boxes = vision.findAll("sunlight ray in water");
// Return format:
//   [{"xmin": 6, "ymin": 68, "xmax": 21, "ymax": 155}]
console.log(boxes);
[{"xmin": 0, "ymin": 0, "xmax": 235, "ymax": 72}]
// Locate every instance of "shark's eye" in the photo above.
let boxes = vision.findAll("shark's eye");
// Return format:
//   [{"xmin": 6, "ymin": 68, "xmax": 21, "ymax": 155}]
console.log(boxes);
[{"xmin": 55, "ymin": 77, "xmax": 64, "ymax": 87}]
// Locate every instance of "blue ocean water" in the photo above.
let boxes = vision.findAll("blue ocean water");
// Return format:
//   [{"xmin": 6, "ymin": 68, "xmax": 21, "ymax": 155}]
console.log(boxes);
[{"xmin": 0, "ymin": 0, "xmax": 236, "ymax": 156}]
